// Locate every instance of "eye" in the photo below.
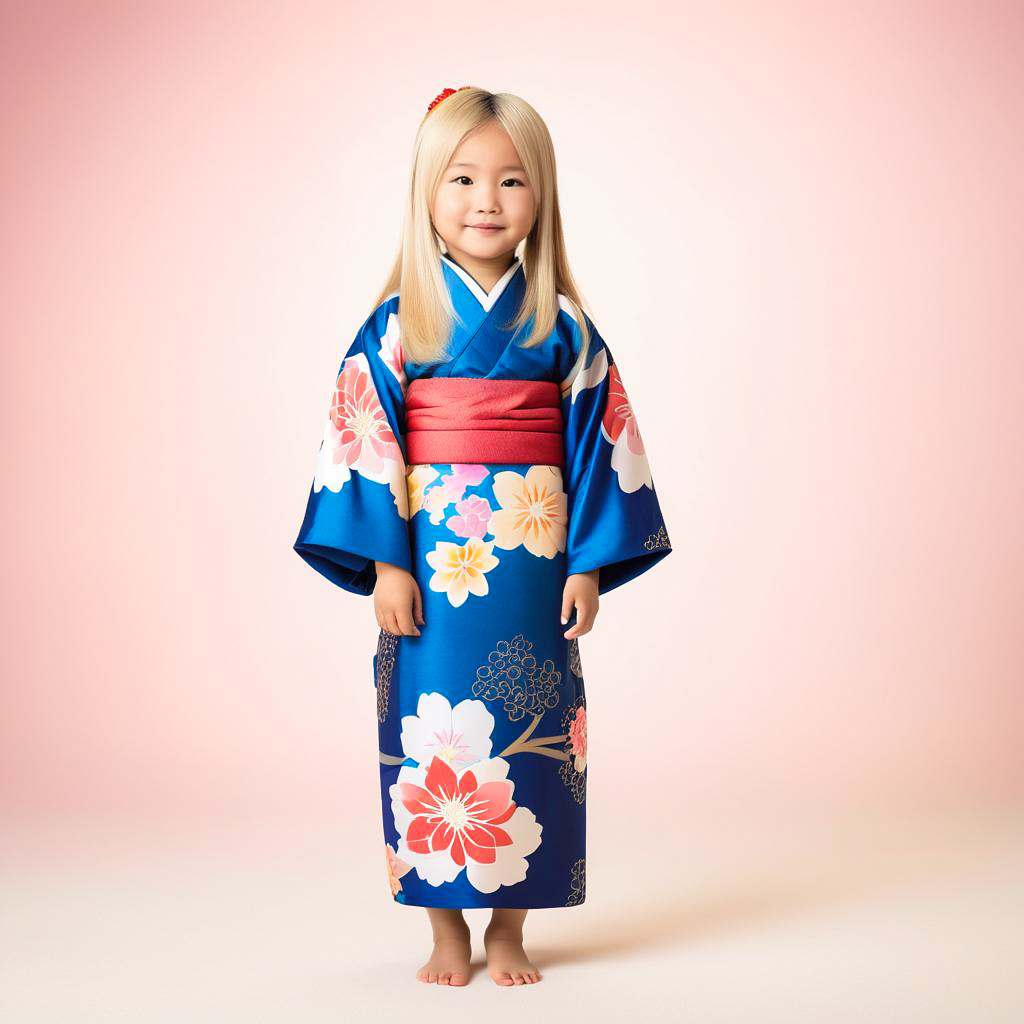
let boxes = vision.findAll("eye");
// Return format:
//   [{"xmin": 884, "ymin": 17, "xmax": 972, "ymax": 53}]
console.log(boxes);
[{"xmin": 451, "ymin": 176, "xmax": 526, "ymax": 187}]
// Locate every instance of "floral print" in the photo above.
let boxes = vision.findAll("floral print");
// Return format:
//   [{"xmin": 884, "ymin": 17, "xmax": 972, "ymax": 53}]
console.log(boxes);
[
  {"xmin": 389, "ymin": 692, "xmax": 543, "ymax": 893},
  {"xmin": 566, "ymin": 858, "xmax": 586, "ymax": 906},
  {"xmin": 398, "ymin": 691, "xmax": 495, "ymax": 771},
  {"xmin": 313, "ymin": 351, "xmax": 409, "ymax": 519},
  {"xmin": 411, "ymin": 463, "xmax": 569, "ymax": 607},
  {"xmin": 421, "ymin": 464, "xmax": 490, "ymax": 525},
  {"xmin": 425, "ymin": 537, "xmax": 500, "ymax": 608},
  {"xmin": 602, "ymin": 362, "xmax": 653, "ymax": 493},
  {"xmin": 567, "ymin": 344, "xmax": 654, "ymax": 495},
  {"xmin": 567, "ymin": 705, "xmax": 587, "ymax": 772},
  {"xmin": 377, "ymin": 312, "xmax": 406, "ymax": 390},
  {"xmin": 407, "ymin": 465, "xmax": 440, "ymax": 516},
  {"xmin": 489, "ymin": 466, "xmax": 568, "ymax": 558},
  {"xmin": 386, "ymin": 842, "xmax": 412, "ymax": 895},
  {"xmin": 473, "ymin": 633, "xmax": 562, "ymax": 722},
  {"xmin": 447, "ymin": 494, "xmax": 492, "ymax": 539},
  {"xmin": 558, "ymin": 698, "xmax": 588, "ymax": 805}
]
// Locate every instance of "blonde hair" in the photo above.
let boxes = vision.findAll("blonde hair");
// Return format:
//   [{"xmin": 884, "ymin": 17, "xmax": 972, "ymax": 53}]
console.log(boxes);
[{"xmin": 369, "ymin": 87, "xmax": 592, "ymax": 380}]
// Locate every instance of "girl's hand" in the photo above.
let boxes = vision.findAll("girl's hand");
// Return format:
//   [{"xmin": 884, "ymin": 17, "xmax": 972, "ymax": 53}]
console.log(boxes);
[
  {"xmin": 561, "ymin": 569, "xmax": 599, "ymax": 639},
  {"xmin": 374, "ymin": 560, "xmax": 425, "ymax": 636}
]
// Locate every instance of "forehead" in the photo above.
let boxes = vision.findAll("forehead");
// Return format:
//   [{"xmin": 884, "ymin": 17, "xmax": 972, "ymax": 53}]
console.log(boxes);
[{"xmin": 448, "ymin": 124, "xmax": 524, "ymax": 169}]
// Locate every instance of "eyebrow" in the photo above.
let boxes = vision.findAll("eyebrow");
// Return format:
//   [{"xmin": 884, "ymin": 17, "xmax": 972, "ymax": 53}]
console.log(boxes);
[{"xmin": 449, "ymin": 162, "xmax": 526, "ymax": 172}]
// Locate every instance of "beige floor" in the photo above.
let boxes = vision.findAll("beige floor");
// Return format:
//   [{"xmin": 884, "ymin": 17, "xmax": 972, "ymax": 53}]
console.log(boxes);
[{"xmin": 1, "ymin": 807, "xmax": 1021, "ymax": 1023}]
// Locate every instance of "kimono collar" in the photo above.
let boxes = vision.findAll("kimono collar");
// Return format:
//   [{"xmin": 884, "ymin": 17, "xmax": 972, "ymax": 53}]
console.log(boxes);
[{"xmin": 440, "ymin": 251, "xmax": 522, "ymax": 312}]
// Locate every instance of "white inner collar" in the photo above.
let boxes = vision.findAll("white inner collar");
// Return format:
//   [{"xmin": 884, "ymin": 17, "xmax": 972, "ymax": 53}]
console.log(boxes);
[{"xmin": 441, "ymin": 252, "xmax": 521, "ymax": 311}]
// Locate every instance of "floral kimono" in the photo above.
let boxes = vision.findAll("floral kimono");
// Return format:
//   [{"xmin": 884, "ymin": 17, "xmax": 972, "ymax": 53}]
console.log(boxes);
[{"xmin": 294, "ymin": 252, "xmax": 672, "ymax": 908}]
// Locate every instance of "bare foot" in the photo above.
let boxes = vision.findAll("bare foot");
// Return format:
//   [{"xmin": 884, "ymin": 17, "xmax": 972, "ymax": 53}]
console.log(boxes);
[
  {"xmin": 483, "ymin": 925, "xmax": 541, "ymax": 985},
  {"xmin": 416, "ymin": 930, "xmax": 472, "ymax": 986}
]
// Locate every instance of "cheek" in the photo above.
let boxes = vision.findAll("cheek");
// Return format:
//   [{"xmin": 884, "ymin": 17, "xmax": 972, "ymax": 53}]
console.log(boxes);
[
  {"xmin": 432, "ymin": 188, "xmax": 464, "ymax": 222},
  {"xmin": 510, "ymin": 192, "xmax": 537, "ymax": 225}
]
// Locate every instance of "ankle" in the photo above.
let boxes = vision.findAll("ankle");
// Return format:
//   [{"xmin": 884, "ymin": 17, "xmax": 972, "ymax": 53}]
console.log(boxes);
[
  {"xmin": 484, "ymin": 924, "xmax": 523, "ymax": 942},
  {"xmin": 432, "ymin": 924, "xmax": 471, "ymax": 942}
]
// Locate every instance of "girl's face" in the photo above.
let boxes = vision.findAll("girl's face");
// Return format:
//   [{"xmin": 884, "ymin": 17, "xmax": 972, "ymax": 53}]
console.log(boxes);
[{"xmin": 431, "ymin": 122, "xmax": 537, "ymax": 267}]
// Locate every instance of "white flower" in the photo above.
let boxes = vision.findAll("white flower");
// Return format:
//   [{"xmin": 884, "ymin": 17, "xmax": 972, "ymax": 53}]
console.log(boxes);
[{"xmin": 399, "ymin": 692, "xmax": 495, "ymax": 771}]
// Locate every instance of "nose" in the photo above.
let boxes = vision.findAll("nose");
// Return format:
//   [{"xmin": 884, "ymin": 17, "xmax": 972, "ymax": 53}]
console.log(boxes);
[{"xmin": 474, "ymin": 184, "xmax": 499, "ymax": 212}]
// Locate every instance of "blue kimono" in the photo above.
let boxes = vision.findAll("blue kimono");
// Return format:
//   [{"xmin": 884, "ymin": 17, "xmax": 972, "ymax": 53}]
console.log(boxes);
[{"xmin": 294, "ymin": 252, "xmax": 672, "ymax": 908}]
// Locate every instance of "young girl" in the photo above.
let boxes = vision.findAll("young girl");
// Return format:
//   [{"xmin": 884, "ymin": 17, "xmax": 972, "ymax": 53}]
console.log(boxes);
[{"xmin": 294, "ymin": 86, "xmax": 672, "ymax": 987}]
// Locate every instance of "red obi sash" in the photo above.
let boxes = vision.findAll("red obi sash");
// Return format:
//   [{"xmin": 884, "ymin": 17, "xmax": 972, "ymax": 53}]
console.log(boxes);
[{"xmin": 405, "ymin": 377, "xmax": 564, "ymax": 468}]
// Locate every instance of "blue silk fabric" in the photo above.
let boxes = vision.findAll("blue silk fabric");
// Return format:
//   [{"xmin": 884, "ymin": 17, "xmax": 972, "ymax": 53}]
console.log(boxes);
[{"xmin": 294, "ymin": 252, "xmax": 672, "ymax": 907}]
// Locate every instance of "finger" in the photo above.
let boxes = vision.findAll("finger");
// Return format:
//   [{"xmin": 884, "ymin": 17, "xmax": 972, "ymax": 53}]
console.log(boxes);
[
  {"xmin": 383, "ymin": 612, "xmax": 400, "ymax": 636},
  {"xmin": 565, "ymin": 602, "xmax": 596, "ymax": 638},
  {"xmin": 396, "ymin": 606, "xmax": 420, "ymax": 637},
  {"xmin": 560, "ymin": 591, "xmax": 575, "ymax": 625},
  {"xmin": 412, "ymin": 585, "xmax": 425, "ymax": 625}
]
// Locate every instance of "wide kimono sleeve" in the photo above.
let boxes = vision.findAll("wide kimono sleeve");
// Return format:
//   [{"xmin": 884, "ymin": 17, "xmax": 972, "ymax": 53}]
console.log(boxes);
[
  {"xmin": 293, "ymin": 301, "xmax": 411, "ymax": 596},
  {"xmin": 560, "ymin": 313, "xmax": 673, "ymax": 596}
]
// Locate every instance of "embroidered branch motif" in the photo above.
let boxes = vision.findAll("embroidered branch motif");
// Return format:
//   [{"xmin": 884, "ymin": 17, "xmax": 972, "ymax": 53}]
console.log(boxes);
[
  {"xmin": 566, "ymin": 857, "xmax": 586, "ymax": 906},
  {"xmin": 497, "ymin": 710, "xmax": 569, "ymax": 762},
  {"xmin": 644, "ymin": 525, "xmax": 672, "ymax": 551},
  {"xmin": 379, "ymin": 636, "xmax": 580, "ymax": 764},
  {"xmin": 569, "ymin": 637, "xmax": 583, "ymax": 681},
  {"xmin": 374, "ymin": 629, "xmax": 399, "ymax": 723},
  {"xmin": 472, "ymin": 633, "xmax": 561, "ymax": 721}
]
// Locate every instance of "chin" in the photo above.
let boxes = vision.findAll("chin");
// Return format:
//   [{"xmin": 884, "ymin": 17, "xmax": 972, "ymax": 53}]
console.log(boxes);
[{"xmin": 465, "ymin": 231, "xmax": 516, "ymax": 249}]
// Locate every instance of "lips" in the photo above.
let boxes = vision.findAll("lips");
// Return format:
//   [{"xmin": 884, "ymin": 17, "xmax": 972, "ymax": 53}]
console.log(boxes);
[{"xmin": 470, "ymin": 224, "xmax": 503, "ymax": 230}]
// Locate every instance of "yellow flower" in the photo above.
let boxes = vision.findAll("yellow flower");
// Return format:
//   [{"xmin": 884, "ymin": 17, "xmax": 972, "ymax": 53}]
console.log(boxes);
[
  {"xmin": 406, "ymin": 465, "xmax": 440, "ymax": 517},
  {"xmin": 426, "ymin": 537, "xmax": 500, "ymax": 608},
  {"xmin": 488, "ymin": 466, "xmax": 568, "ymax": 558}
]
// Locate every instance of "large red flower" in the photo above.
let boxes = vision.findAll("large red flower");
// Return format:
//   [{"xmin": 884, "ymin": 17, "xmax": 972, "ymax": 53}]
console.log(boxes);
[
  {"xmin": 328, "ymin": 359, "xmax": 399, "ymax": 471},
  {"xmin": 398, "ymin": 755, "xmax": 517, "ymax": 866},
  {"xmin": 601, "ymin": 362, "xmax": 646, "ymax": 456}
]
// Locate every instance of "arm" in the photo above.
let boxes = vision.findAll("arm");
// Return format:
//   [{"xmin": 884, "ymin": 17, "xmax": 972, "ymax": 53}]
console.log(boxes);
[
  {"xmin": 293, "ymin": 302, "xmax": 413, "ymax": 596},
  {"xmin": 560, "ymin": 312, "xmax": 673, "ymax": 598}
]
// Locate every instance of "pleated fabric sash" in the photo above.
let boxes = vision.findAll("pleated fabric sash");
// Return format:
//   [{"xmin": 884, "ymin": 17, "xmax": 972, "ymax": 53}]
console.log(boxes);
[{"xmin": 405, "ymin": 377, "xmax": 564, "ymax": 468}]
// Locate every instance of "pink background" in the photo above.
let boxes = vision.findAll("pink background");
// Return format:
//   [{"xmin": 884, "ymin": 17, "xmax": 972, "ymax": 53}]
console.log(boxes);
[
  {"xmin": 3, "ymin": 0, "xmax": 1022, "ymax": 825},
  {"xmin": 1, "ymin": 1, "xmax": 1022, "ymax": 1015}
]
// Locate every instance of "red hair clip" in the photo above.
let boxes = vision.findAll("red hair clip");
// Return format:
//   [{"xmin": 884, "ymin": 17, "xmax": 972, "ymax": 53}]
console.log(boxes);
[{"xmin": 426, "ymin": 86, "xmax": 472, "ymax": 115}]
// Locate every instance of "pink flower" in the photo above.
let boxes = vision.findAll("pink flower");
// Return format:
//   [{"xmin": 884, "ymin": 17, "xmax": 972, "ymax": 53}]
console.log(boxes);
[
  {"xmin": 398, "ymin": 755, "xmax": 517, "ymax": 867},
  {"xmin": 447, "ymin": 495, "xmax": 492, "ymax": 538},
  {"xmin": 385, "ymin": 842, "xmax": 412, "ymax": 895},
  {"xmin": 446, "ymin": 464, "xmax": 489, "ymax": 489},
  {"xmin": 601, "ymin": 362, "xmax": 645, "ymax": 457},
  {"xmin": 328, "ymin": 359, "xmax": 401, "ymax": 474},
  {"xmin": 568, "ymin": 706, "xmax": 587, "ymax": 772},
  {"xmin": 431, "ymin": 464, "xmax": 490, "ymax": 504}
]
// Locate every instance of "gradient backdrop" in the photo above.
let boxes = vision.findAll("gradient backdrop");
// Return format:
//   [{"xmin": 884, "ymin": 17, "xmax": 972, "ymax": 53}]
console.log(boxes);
[{"xmin": 1, "ymin": 1, "xmax": 1022, "ymax": 1018}]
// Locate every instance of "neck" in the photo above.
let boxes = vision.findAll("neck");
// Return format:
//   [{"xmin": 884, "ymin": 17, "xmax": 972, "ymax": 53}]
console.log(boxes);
[{"xmin": 442, "ymin": 247, "xmax": 517, "ymax": 294}]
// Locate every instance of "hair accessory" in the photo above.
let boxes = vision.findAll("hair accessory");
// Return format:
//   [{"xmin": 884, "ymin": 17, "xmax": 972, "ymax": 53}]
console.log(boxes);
[{"xmin": 426, "ymin": 86, "xmax": 472, "ymax": 116}]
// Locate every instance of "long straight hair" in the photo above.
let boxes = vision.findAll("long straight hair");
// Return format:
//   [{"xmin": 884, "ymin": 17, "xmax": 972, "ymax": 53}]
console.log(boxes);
[{"xmin": 369, "ymin": 88, "xmax": 592, "ymax": 393}]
